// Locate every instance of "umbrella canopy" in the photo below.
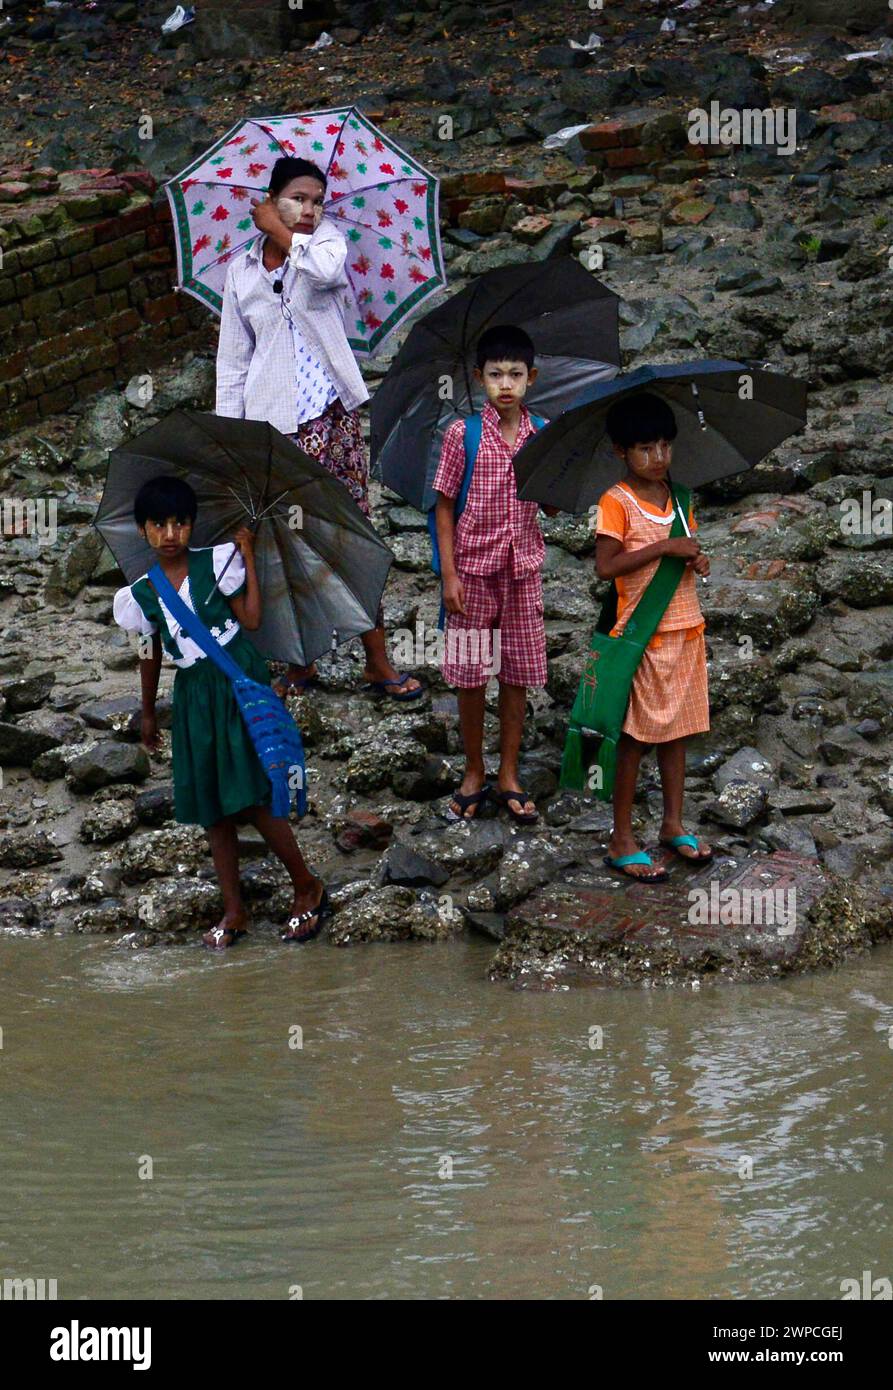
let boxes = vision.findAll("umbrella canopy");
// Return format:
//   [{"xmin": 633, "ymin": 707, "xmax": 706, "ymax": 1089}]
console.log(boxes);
[
  {"xmin": 370, "ymin": 259, "xmax": 621, "ymax": 512},
  {"xmin": 513, "ymin": 360, "xmax": 808, "ymax": 513},
  {"xmin": 164, "ymin": 108, "xmax": 446, "ymax": 355},
  {"xmin": 94, "ymin": 412, "xmax": 393, "ymax": 667}
]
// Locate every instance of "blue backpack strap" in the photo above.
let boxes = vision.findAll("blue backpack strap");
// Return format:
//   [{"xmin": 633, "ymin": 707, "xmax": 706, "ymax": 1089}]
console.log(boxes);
[
  {"xmin": 529, "ymin": 411, "xmax": 547, "ymax": 430},
  {"xmin": 148, "ymin": 564, "xmax": 245, "ymax": 683},
  {"xmin": 456, "ymin": 411, "xmax": 482, "ymax": 521}
]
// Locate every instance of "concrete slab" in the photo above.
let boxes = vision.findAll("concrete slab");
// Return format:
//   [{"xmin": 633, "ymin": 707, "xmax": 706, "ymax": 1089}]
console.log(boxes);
[{"xmin": 490, "ymin": 850, "xmax": 893, "ymax": 989}]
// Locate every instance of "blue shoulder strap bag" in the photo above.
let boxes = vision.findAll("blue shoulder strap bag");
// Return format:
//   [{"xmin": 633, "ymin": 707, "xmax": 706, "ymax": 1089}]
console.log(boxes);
[{"xmin": 148, "ymin": 562, "xmax": 308, "ymax": 820}]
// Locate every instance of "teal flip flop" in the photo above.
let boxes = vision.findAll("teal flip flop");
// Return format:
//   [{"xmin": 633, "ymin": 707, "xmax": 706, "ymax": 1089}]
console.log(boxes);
[
  {"xmin": 603, "ymin": 851, "xmax": 668, "ymax": 882},
  {"xmin": 659, "ymin": 834, "xmax": 713, "ymax": 863}
]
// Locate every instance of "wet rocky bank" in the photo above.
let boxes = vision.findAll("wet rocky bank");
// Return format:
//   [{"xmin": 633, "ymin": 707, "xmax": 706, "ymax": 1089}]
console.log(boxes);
[{"xmin": 2, "ymin": 0, "xmax": 893, "ymax": 985}]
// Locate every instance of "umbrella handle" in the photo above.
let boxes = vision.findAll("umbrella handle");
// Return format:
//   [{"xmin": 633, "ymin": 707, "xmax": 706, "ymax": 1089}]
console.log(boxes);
[{"xmin": 204, "ymin": 517, "xmax": 262, "ymax": 605}]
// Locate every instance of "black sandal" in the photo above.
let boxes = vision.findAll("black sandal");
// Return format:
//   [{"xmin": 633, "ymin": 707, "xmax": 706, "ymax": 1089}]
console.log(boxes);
[
  {"xmin": 280, "ymin": 887, "xmax": 332, "ymax": 944},
  {"xmin": 445, "ymin": 783, "xmax": 492, "ymax": 822},
  {"xmin": 492, "ymin": 787, "xmax": 538, "ymax": 825}
]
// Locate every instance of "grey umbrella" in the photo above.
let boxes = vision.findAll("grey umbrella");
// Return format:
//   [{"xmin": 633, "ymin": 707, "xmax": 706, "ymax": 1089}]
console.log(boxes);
[
  {"xmin": 370, "ymin": 259, "xmax": 621, "ymax": 511},
  {"xmin": 94, "ymin": 411, "xmax": 393, "ymax": 667},
  {"xmin": 514, "ymin": 360, "xmax": 809, "ymax": 512}
]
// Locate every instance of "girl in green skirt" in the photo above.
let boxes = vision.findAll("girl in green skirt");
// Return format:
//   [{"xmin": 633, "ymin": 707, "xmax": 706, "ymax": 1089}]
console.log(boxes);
[{"xmin": 113, "ymin": 476, "xmax": 330, "ymax": 949}]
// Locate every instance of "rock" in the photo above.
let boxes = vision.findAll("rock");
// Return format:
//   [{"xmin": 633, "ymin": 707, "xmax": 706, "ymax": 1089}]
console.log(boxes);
[
  {"xmin": 0, "ymin": 718, "xmax": 65, "ymax": 767},
  {"xmin": 495, "ymin": 836, "xmax": 578, "ymax": 910},
  {"xmin": 413, "ymin": 820, "xmax": 505, "ymax": 878},
  {"xmin": 328, "ymin": 885, "xmax": 462, "ymax": 945},
  {"xmin": 132, "ymin": 789, "xmax": 174, "ymax": 828},
  {"xmin": 0, "ymin": 896, "xmax": 40, "ymax": 930},
  {"xmin": 81, "ymin": 393, "xmax": 128, "ymax": 450},
  {"xmin": 333, "ymin": 808, "xmax": 394, "ymax": 853},
  {"xmin": 816, "ymin": 554, "xmax": 893, "ymax": 607},
  {"xmin": 114, "ymin": 826, "xmax": 209, "ymax": 884},
  {"xmin": 72, "ymin": 900, "xmax": 135, "ymax": 934},
  {"xmin": 126, "ymin": 876, "xmax": 223, "ymax": 932},
  {"xmin": 344, "ymin": 737, "xmax": 428, "ymax": 794},
  {"xmin": 0, "ymin": 672, "xmax": 55, "ymax": 713},
  {"xmin": 704, "ymin": 782, "xmax": 769, "ymax": 830},
  {"xmin": 45, "ymin": 531, "xmax": 104, "ymax": 602},
  {"xmin": 388, "ymin": 534, "xmax": 432, "ymax": 572},
  {"xmin": 382, "ymin": 841, "xmax": 450, "ymax": 888},
  {"xmin": 713, "ymin": 747, "xmax": 776, "ymax": 794},
  {"xmin": 79, "ymin": 799, "xmax": 139, "ymax": 844},
  {"xmin": 0, "ymin": 831, "xmax": 64, "ymax": 869},
  {"xmin": 66, "ymin": 742, "xmax": 150, "ymax": 792}
]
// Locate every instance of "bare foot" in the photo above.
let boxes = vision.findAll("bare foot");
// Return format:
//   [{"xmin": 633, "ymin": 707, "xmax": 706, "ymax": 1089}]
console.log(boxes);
[
  {"xmin": 273, "ymin": 663, "xmax": 319, "ymax": 698},
  {"xmin": 203, "ymin": 907, "xmax": 249, "ymax": 949}
]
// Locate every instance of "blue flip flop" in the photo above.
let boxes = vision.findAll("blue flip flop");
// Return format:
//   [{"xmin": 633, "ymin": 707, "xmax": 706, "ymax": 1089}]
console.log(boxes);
[
  {"xmin": 363, "ymin": 671, "xmax": 424, "ymax": 701},
  {"xmin": 603, "ymin": 852, "xmax": 668, "ymax": 882},
  {"xmin": 659, "ymin": 834, "xmax": 713, "ymax": 863}
]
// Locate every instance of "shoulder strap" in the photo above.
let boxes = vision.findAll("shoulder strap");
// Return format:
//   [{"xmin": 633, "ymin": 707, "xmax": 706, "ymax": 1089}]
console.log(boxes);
[
  {"xmin": 456, "ymin": 412, "xmax": 482, "ymax": 517},
  {"xmin": 148, "ymin": 564, "xmax": 245, "ymax": 684},
  {"xmin": 619, "ymin": 483, "xmax": 691, "ymax": 647},
  {"xmin": 529, "ymin": 411, "xmax": 547, "ymax": 430}
]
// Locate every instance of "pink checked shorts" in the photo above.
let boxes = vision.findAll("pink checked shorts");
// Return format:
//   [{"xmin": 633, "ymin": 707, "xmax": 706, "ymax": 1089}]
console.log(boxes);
[{"xmin": 442, "ymin": 569, "xmax": 547, "ymax": 689}]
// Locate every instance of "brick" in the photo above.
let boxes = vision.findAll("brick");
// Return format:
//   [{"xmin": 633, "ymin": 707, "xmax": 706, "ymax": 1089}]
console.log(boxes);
[
  {"xmin": 33, "ymin": 260, "xmax": 69, "ymax": 288},
  {"xmin": 54, "ymin": 226, "xmax": 95, "ymax": 257},
  {"xmin": 0, "ymin": 277, "xmax": 15, "ymax": 305},
  {"xmin": 145, "ymin": 224, "xmax": 171, "ymax": 250},
  {"xmin": 144, "ymin": 293, "xmax": 178, "ymax": 324},
  {"xmin": 4, "ymin": 401, "xmax": 40, "ymax": 429},
  {"xmin": 107, "ymin": 308, "xmax": 141, "ymax": 337},
  {"xmin": 42, "ymin": 358, "xmax": 81, "ymax": 391},
  {"xmin": 75, "ymin": 370, "xmax": 115, "ymax": 400},
  {"xmin": 128, "ymin": 280, "xmax": 149, "ymax": 307},
  {"xmin": 60, "ymin": 193, "xmax": 106, "ymax": 221},
  {"xmin": 605, "ymin": 145, "xmax": 663, "ymax": 169},
  {"xmin": 15, "ymin": 239, "xmax": 56, "ymax": 270},
  {"xmin": 22, "ymin": 287, "xmax": 63, "ymax": 318},
  {"xmin": 38, "ymin": 384, "xmax": 76, "ymax": 414},
  {"xmin": 58, "ymin": 275, "xmax": 98, "ymax": 308},
  {"xmin": 145, "ymin": 271, "xmax": 171, "ymax": 297},
  {"xmin": 440, "ymin": 172, "xmax": 506, "ymax": 197},
  {"xmin": 24, "ymin": 369, "xmax": 46, "ymax": 398},
  {"xmin": 97, "ymin": 263, "xmax": 133, "ymax": 292},
  {"xmin": 132, "ymin": 248, "xmax": 172, "ymax": 272},
  {"xmin": 90, "ymin": 240, "xmax": 127, "ymax": 270},
  {"xmin": 14, "ymin": 271, "xmax": 34, "ymax": 296},
  {"xmin": 0, "ymin": 248, "xmax": 21, "ymax": 274},
  {"xmin": 110, "ymin": 288, "xmax": 130, "ymax": 311},
  {"xmin": 116, "ymin": 204, "xmax": 154, "ymax": 235},
  {"xmin": 579, "ymin": 121, "xmax": 625, "ymax": 151},
  {"xmin": 168, "ymin": 314, "xmax": 190, "ymax": 337}
]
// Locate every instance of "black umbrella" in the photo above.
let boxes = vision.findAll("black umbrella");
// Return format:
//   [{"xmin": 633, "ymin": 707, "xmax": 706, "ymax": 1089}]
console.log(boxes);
[
  {"xmin": 94, "ymin": 411, "xmax": 393, "ymax": 667},
  {"xmin": 514, "ymin": 361, "xmax": 808, "ymax": 513},
  {"xmin": 370, "ymin": 259, "xmax": 621, "ymax": 511}
]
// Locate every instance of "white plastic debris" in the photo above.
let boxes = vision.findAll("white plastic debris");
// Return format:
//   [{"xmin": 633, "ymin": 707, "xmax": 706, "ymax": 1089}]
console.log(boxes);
[
  {"xmin": 661, "ymin": 18, "xmax": 677, "ymax": 31},
  {"xmin": 310, "ymin": 31, "xmax": 334, "ymax": 49},
  {"xmin": 542, "ymin": 122, "xmax": 595, "ymax": 150},
  {"xmin": 569, "ymin": 33, "xmax": 601, "ymax": 51},
  {"xmin": 676, "ymin": 0, "xmax": 700, "ymax": 9},
  {"xmin": 161, "ymin": 4, "xmax": 195, "ymax": 33}
]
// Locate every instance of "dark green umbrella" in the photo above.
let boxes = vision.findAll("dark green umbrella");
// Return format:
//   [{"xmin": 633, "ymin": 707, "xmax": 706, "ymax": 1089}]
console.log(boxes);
[
  {"xmin": 370, "ymin": 259, "xmax": 621, "ymax": 511},
  {"xmin": 94, "ymin": 411, "xmax": 393, "ymax": 667},
  {"xmin": 514, "ymin": 361, "xmax": 808, "ymax": 513}
]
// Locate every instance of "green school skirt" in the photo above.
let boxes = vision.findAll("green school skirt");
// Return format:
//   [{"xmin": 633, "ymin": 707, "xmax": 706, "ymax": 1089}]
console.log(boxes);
[{"xmin": 171, "ymin": 633, "xmax": 273, "ymax": 828}]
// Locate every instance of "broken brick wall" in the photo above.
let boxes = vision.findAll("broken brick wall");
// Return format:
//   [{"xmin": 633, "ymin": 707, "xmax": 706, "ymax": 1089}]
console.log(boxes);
[{"xmin": 0, "ymin": 169, "xmax": 212, "ymax": 435}]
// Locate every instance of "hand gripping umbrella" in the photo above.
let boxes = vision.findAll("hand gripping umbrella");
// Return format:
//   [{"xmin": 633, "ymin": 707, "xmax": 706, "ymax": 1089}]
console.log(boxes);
[
  {"xmin": 369, "ymin": 259, "xmax": 622, "ymax": 512},
  {"xmin": 94, "ymin": 412, "xmax": 393, "ymax": 668},
  {"xmin": 164, "ymin": 108, "xmax": 446, "ymax": 356},
  {"xmin": 513, "ymin": 360, "xmax": 808, "ymax": 513}
]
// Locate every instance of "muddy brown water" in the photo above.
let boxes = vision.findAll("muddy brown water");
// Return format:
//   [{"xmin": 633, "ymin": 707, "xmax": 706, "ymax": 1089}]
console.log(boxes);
[{"xmin": 1, "ymin": 930, "xmax": 892, "ymax": 1301}]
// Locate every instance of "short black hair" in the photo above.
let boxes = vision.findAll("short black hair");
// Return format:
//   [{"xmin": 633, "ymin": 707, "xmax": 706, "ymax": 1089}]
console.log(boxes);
[
  {"xmin": 268, "ymin": 156, "xmax": 328, "ymax": 197},
  {"xmin": 605, "ymin": 392, "xmax": 679, "ymax": 449},
  {"xmin": 134, "ymin": 476, "xmax": 198, "ymax": 528},
  {"xmin": 476, "ymin": 324, "xmax": 535, "ymax": 372}
]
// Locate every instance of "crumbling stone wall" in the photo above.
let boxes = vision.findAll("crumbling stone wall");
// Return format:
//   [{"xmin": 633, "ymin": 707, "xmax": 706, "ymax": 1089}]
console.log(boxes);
[{"xmin": 0, "ymin": 170, "xmax": 209, "ymax": 434}]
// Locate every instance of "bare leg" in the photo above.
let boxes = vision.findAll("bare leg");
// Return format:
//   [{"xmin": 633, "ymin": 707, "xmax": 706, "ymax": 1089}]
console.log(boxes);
[
  {"xmin": 243, "ymin": 805, "xmax": 322, "ymax": 920},
  {"xmin": 449, "ymin": 684, "xmax": 488, "ymax": 818},
  {"xmin": 495, "ymin": 683, "xmax": 535, "ymax": 817},
  {"xmin": 657, "ymin": 737, "xmax": 711, "ymax": 858},
  {"xmin": 362, "ymin": 626, "xmax": 421, "ymax": 695},
  {"xmin": 204, "ymin": 816, "xmax": 249, "ymax": 944},
  {"xmin": 607, "ymin": 734, "xmax": 664, "ymax": 880}
]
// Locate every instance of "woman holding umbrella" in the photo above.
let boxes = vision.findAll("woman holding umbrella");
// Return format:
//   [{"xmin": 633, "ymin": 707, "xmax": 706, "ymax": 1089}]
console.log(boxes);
[{"xmin": 216, "ymin": 155, "xmax": 422, "ymax": 700}]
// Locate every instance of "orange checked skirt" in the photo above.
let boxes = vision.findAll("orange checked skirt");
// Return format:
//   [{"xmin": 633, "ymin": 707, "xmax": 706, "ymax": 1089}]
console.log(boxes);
[{"xmin": 622, "ymin": 629, "xmax": 710, "ymax": 743}]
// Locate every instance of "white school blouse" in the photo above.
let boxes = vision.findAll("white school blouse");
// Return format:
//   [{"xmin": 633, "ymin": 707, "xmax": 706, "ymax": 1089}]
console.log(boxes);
[{"xmin": 112, "ymin": 545, "xmax": 247, "ymax": 670}]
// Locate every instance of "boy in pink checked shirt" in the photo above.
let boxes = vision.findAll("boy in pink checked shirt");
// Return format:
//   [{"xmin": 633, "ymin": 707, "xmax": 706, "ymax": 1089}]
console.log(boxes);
[{"xmin": 433, "ymin": 325, "xmax": 555, "ymax": 825}]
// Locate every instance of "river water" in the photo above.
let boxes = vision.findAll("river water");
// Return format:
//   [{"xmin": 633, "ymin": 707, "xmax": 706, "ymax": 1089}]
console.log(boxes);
[{"xmin": 2, "ymin": 930, "xmax": 891, "ymax": 1301}]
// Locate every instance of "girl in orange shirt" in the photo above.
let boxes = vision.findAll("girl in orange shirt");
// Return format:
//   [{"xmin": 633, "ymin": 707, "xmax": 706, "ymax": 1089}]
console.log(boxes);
[{"xmin": 595, "ymin": 393, "xmax": 713, "ymax": 881}]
